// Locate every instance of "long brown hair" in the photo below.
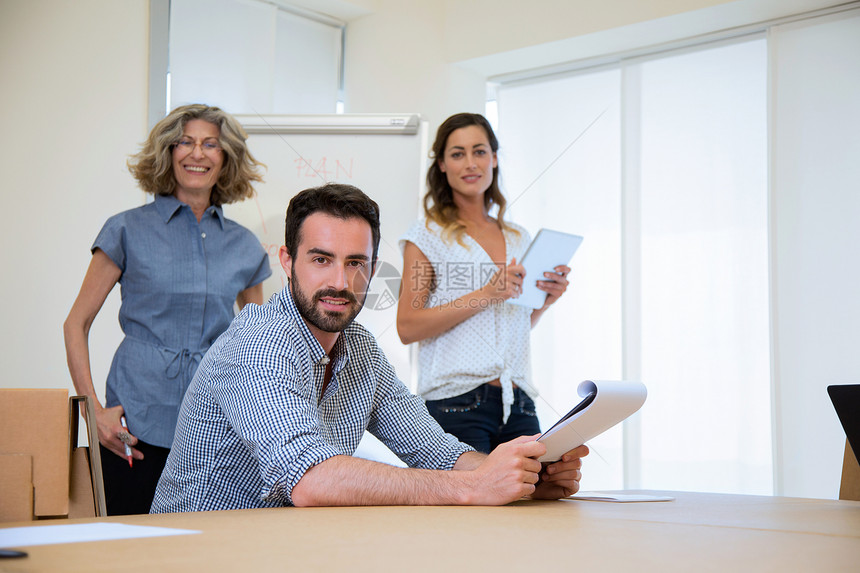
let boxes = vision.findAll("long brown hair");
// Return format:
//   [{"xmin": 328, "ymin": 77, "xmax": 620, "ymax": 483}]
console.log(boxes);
[{"xmin": 424, "ymin": 113, "xmax": 516, "ymax": 245}]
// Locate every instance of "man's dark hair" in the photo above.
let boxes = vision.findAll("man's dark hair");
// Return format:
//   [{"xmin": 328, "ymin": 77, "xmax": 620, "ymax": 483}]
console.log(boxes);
[{"xmin": 284, "ymin": 183, "xmax": 381, "ymax": 262}]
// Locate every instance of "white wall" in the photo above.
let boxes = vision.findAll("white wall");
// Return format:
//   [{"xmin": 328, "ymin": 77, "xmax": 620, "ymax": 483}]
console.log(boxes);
[
  {"xmin": 342, "ymin": 0, "xmax": 487, "ymax": 136},
  {"xmin": 340, "ymin": 0, "xmax": 743, "ymax": 157},
  {"xmin": 441, "ymin": 0, "xmax": 735, "ymax": 62},
  {"xmin": 0, "ymin": 0, "xmax": 149, "ymax": 397},
  {"xmin": 343, "ymin": 1, "xmax": 846, "ymax": 100},
  {"xmin": 452, "ymin": 0, "xmax": 849, "ymax": 77}
]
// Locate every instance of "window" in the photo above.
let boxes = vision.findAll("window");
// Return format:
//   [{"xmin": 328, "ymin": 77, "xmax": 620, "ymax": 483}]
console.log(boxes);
[
  {"xmin": 169, "ymin": 0, "xmax": 343, "ymax": 114},
  {"xmin": 495, "ymin": 37, "xmax": 771, "ymax": 494},
  {"xmin": 496, "ymin": 69, "xmax": 625, "ymax": 489}
]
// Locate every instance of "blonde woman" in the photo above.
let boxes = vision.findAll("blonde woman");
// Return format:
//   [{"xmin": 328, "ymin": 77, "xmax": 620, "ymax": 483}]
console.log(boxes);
[
  {"xmin": 64, "ymin": 104, "xmax": 271, "ymax": 514},
  {"xmin": 397, "ymin": 113, "xmax": 570, "ymax": 453}
]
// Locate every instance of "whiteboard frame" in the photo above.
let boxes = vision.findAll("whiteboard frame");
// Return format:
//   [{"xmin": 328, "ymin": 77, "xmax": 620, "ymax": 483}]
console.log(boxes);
[{"xmin": 235, "ymin": 113, "xmax": 421, "ymax": 135}]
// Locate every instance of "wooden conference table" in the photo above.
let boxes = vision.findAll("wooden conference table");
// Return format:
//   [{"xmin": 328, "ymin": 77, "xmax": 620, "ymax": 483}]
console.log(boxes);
[{"xmin": 2, "ymin": 491, "xmax": 859, "ymax": 572}]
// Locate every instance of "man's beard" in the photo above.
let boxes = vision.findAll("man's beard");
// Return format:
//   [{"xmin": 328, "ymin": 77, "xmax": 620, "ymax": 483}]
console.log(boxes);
[{"xmin": 290, "ymin": 266, "xmax": 366, "ymax": 333}]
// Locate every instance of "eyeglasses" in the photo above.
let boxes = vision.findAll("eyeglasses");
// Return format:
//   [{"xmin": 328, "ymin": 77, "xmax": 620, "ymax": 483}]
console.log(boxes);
[{"xmin": 173, "ymin": 137, "xmax": 222, "ymax": 153}]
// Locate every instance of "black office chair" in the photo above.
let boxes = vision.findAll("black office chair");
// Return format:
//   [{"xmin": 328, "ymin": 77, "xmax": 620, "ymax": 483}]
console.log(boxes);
[{"xmin": 827, "ymin": 384, "xmax": 860, "ymax": 501}]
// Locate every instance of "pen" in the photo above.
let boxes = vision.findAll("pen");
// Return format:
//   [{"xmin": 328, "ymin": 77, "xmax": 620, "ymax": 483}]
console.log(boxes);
[{"xmin": 120, "ymin": 416, "xmax": 133, "ymax": 468}]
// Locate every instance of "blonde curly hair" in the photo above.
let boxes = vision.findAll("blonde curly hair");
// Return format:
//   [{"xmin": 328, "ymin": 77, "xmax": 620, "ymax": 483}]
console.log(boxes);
[{"xmin": 127, "ymin": 104, "xmax": 264, "ymax": 205}]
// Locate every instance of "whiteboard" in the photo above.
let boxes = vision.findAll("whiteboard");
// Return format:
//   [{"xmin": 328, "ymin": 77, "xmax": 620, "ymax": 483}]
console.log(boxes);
[{"xmin": 226, "ymin": 114, "xmax": 428, "ymax": 387}]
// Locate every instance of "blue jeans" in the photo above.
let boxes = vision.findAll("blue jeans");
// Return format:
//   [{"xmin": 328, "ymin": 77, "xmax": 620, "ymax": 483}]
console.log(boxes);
[{"xmin": 425, "ymin": 384, "xmax": 540, "ymax": 454}]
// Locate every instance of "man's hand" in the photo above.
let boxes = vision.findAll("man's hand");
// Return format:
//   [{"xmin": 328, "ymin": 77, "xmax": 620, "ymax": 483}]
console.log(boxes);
[
  {"xmin": 531, "ymin": 444, "xmax": 589, "ymax": 500},
  {"xmin": 460, "ymin": 435, "xmax": 546, "ymax": 505}
]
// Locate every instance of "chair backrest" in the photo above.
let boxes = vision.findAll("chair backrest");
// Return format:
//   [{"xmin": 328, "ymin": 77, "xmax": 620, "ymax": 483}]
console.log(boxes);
[
  {"xmin": 827, "ymin": 385, "xmax": 860, "ymax": 501},
  {"xmin": 839, "ymin": 439, "xmax": 860, "ymax": 501}
]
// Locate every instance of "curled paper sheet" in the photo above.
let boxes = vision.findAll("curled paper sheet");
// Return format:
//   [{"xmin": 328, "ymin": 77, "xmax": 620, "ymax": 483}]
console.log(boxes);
[{"xmin": 537, "ymin": 380, "xmax": 647, "ymax": 462}]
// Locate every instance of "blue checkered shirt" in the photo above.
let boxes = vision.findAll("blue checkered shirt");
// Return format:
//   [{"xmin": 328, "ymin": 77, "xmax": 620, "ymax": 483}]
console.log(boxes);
[{"xmin": 150, "ymin": 285, "xmax": 472, "ymax": 513}]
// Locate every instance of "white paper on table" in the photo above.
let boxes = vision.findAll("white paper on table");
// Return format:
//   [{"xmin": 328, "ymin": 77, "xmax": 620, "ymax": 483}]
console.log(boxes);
[
  {"xmin": 353, "ymin": 431, "xmax": 407, "ymax": 467},
  {"xmin": 537, "ymin": 380, "xmax": 647, "ymax": 462},
  {"xmin": 568, "ymin": 492, "xmax": 675, "ymax": 503},
  {"xmin": 0, "ymin": 523, "xmax": 200, "ymax": 548}
]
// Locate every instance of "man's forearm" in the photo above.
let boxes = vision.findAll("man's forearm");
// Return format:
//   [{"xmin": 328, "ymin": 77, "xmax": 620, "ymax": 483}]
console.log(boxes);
[
  {"xmin": 452, "ymin": 450, "xmax": 487, "ymax": 471},
  {"xmin": 290, "ymin": 438, "xmax": 547, "ymax": 507},
  {"xmin": 290, "ymin": 455, "xmax": 473, "ymax": 507}
]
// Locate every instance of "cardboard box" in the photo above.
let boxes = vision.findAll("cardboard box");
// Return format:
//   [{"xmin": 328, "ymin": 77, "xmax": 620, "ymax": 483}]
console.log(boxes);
[
  {"xmin": 68, "ymin": 447, "xmax": 97, "ymax": 518},
  {"xmin": 0, "ymin": 453, "xmax": 33, "ymax": 522},
  {"xmin": 0, "ymin": 389, "xmax": 70, "ymax": 518},
  {"xmin": 0, "ymin": 390, "xmax": 104, "ymax": 522}
]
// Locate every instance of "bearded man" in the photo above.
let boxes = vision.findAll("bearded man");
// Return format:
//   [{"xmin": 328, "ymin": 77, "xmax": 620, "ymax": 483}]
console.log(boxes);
[{"xmin": 151, "ymin": 183, "xmax": 587, "ymax": 512}]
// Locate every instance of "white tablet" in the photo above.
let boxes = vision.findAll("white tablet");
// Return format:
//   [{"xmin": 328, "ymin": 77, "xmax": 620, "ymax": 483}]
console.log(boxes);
[{"xmin": 508, "ymin": 228, "xmax": 583, "ymax": 309}]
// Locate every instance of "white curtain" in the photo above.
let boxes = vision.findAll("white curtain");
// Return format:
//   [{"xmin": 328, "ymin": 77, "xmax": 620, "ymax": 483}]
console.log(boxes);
[
  {"xmin": 497, "ymin": 70, "xmax": 625, "ymax": 489},
  {"xmin": 768, "ymin": 9, "xmax": 860, "ymax": 498},
  {"xmin": 635, "ymin": 39, "xmax": 771, "ymax": 494},
  {"xmin": 496, "ymin": 37, "xmax": 771, "ymax": 494},
  {"xmin": 169, "ymin": 0, "xmax": 341, "ymax": 114}
]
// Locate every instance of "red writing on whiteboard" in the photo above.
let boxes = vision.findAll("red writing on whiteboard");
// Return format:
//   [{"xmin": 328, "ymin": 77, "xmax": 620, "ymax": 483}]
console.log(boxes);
[
  {"xmin": 294, "ymin": 157, "xmax": 354, "ymax": 179},
  {"xmin": 261, "ymin": 242, "xmax": 281, "ymax": 259}
]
